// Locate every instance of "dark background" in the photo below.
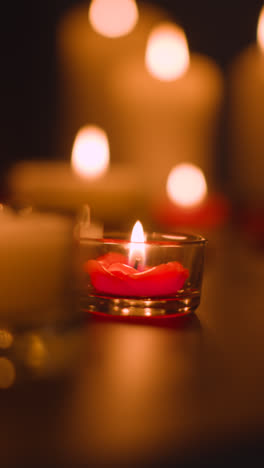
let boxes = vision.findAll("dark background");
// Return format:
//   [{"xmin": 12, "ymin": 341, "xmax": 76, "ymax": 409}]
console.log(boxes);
[{"xmin": 1, "ymin": 0, "xmax": 263, "ymax": 177}]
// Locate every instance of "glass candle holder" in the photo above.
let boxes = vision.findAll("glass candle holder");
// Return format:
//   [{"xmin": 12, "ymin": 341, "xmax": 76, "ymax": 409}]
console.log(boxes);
[{"xmin": 80, "ymin": 232, "xmax": 207, "ymax": 318}]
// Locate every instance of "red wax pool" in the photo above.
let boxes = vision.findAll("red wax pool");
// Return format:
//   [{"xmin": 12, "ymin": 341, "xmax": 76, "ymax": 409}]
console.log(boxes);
[{"xmin": 84, "ymin": 252, "xmax": 189, "ymax": 297}]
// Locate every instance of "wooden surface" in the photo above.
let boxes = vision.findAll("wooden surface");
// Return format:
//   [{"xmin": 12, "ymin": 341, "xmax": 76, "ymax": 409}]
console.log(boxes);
[{"xmin": 1, "ymin": 227, "xmax": 264, "ymax": 467}]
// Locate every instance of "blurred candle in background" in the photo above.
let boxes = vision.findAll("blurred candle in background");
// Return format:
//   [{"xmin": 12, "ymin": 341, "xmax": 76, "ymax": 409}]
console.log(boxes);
[
  {"xmin": 0, "ymin": 212, "xmax": 75, "ymax": 327},
  {"xmin": 0, "ymin": 210, "xmax": 86, "ymax": 382},
  {"xmin": 152, "ymin": 163, "xmax": 230, "ymax": 236},
  {"xmin": 56, "ymin": 0, "xmax": 168, "ymax": 157},
  {"xmin": 106, "ymin": 20, "xmax": 223, "ymax": 197},
  {"xmin": 8, "ymin": 125, "xmax": 145, "ymax": 227},
  {"xmin": 229, "ymin": 6, "xmax": 264, "ymax": 203}
]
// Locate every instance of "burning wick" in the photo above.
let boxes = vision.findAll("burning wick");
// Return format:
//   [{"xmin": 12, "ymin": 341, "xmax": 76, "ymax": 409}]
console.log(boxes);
[{"xmin": 128, "ymin": 220, "xmax": 146, "ymax": 270}]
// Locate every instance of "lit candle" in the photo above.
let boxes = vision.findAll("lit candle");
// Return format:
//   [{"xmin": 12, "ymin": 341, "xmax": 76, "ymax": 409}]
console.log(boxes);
[
  {"xmin": 84, "ymin": 221, "xmax": 193, "ymax": 302},
  {"xmin": 81, "ymin": 223, "xmax": 207, "ymax": 319},
  {"xmin": 56, "ymin": 0, "xmax": 168, "ymax": 156},
  {"xmin": 229, "ymin": 6, "xmax": 264, "ymax": 202},
  {"xmin": 106, "ymin": 21, "xmax": 223, "ymax": 196},
  {"xmin": 152, "ymin": 163, "xmax": 230, "ymax": 233},
  {"xmin": 8, "ymin": 125, "xmax": 145, "ymax": 226}
]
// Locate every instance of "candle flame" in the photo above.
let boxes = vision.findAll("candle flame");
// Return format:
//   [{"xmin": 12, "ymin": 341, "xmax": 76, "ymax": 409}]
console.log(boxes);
[
  {"xmin": 257, "ymin": 6, "xmax": 264, "ymax": 52},
  {"xmin": 130, "ymin": 220, "xmax": 145, "ymax": 243},
  {"xmin": 145, "ymin": 22, "xmax": 190, "ymax": 81},
  {"xmin": 129, "ymin": 220, "xmax": 146, "ymax": 268},
  {"xmin": 71, "ymin": 125, "xmax": 109, "ymax": 179},
  {"xmin": 166, "ymin": 163, "xmax": 207, "ymax": 207},
  {"xmin": 89, "ymin": 0, "xmax": 138, "ymax": 38}
]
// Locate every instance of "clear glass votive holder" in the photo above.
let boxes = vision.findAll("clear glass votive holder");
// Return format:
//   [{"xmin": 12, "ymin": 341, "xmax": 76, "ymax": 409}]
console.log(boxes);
[{"xmin": 79, "ymin": 232, "xmax": 207, "ymax": 318}]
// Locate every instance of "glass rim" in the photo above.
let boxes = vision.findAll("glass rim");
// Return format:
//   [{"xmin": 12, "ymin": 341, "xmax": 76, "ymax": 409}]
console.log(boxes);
[{"xmin": 80, "ymin": 231, "xmax": 207, "ymax": 246}]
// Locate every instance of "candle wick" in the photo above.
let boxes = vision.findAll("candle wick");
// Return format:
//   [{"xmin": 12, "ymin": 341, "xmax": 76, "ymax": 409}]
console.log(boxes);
[{"xmin": 134, "ymin": 257, "xmax": 142, "ymax": 270}]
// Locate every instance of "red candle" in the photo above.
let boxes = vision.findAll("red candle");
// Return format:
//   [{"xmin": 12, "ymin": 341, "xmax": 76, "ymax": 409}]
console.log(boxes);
[
  {"xmin": 81, "ymin": 224, "xmax": 207, "ymax": 318},
  {"xmin": 152, "ymin": 163, "xmax": 230, "ymax": 231},
  {"xmin": 84, "ymin": 221, "xmax": 189, "ymax": 297}
]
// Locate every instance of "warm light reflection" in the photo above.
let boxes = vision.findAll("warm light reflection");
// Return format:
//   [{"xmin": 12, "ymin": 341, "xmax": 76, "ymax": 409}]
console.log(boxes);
[
  {"xmin": 0, "ymin": 329, "xmax": 13, "ymax": 349},
  {"xmin": 0, "ymin": 358, "xmax": 15, "ymax": 389},
  {"xmin": 145, "ymin": 22, "xmax": 190, "ymax": 81},
  {"xmin": 71, "ymin": 125, "xmax": 109, "ymax": 179},
  {"xmin": 166, "ymin": 163, "xmax": 207, "ymax": 207},
  {"xmin": 0, "ymin": 204, "xmax": 13, "ymax": 217},
  {"xmin": 75, "ymin": 204, "xmax": 103, "ymax": 239},
  {"xmin": 89, "ymin": 0, "xmax": 138, "ymax": 38},
  {"xmin": 26, "ymin": 334, "xmax": 47, "ymax": 370},
  {"xmin": 128, "ymin": 220, "xmax": 146, "ymax": 267},
  {"xmin": 257, "ymin": 6, "xmax": 264, "ymax": 52}
]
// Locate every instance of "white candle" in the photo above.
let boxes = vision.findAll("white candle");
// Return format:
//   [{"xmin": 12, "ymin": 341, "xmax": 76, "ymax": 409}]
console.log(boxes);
[
  {"xmin": 229, "ymin": 6, "xmax": 264, "ymax": 202},
  {"xmin": 56, "ymin": 0, "xmax": 168, "ymax": 156},
  {"xmin": 106, "ymin": 21, "xmax": 223, "ymax": 196},
  {"xmin": 8, "ymin": 125, "xmax": 146, "ymax": 225},
  {"xmin": 0, "ymin": 212, "xmax": 75, "ymax": 326}
]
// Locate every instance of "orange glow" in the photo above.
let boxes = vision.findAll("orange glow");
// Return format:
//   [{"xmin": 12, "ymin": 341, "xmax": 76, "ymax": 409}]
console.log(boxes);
[
  {"xmin": 166, "ymin": 163, "xmax": 207, "ymax": 207},
  {"xmin": 0, "ymin": 329, "xmax": 13, "ymax": 349},
  {"xmin": 257, "ymin": 6, "xmax": 264, "ymax": 52},
  {"xmin": 89, "ymin": 0, "xmax": 138, "ymax": 38},
  {"xmin": 26, "ymin": 335, "xmax": 47, "ymax": 369},
  {"xmin": 0, "ymin": 358, "xmax": 15, "ymax": 389},
  {"xmin": 71, "ymin": 125, "xmax": 109, "ymax": 179},
  {"xmin": 129, "ymin": 220, "xmax": 146, "ymax": 267},
  {"xmin": 75, "ymin": 204, "xmax": 103, "ymax": 239},
  {"xmin": 145, "ymin": 22, "xmax": 190, "ymax": 81}
]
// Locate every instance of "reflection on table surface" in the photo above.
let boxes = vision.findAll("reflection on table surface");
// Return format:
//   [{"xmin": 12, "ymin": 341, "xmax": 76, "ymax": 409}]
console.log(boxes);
[{"xmin": 1, "ymin": 228, "xmax": 264, "ymax": 467}]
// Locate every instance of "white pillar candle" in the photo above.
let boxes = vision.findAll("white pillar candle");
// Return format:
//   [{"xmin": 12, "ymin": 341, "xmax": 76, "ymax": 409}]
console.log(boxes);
[
  {"xmin": 229, "ymin": 6, "xmax": 264, "ymax": 202},
  {"xmin": 105, "ymin": 22, "xmax": 223, "ymax": 196},
  {"xmin": 56, "ymin": 0, "xmax": 168, "ymax": 156},
  {"xmin": 8, "ymin": 125, "xmax": 146, "ymax": 226},
  {"xmin": 0, "ymin": 212, "xmax": 75, "ymax": 326}
]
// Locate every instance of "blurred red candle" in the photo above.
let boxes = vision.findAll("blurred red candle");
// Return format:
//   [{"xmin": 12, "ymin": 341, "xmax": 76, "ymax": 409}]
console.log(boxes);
[
  {"xmin": 84, "ymin": 221, "xmax": 189, "ymax": 297},
  {"xmin": 152, "ymin": 163, "xmax": 230, "ymax": 231}
]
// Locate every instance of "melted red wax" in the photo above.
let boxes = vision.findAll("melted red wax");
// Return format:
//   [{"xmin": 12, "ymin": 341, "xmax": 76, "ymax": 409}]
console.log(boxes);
[{"xmin": 84, "ymin": 252, "xmax": 189, "ymax": 297}]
